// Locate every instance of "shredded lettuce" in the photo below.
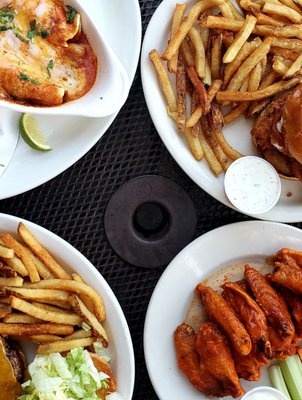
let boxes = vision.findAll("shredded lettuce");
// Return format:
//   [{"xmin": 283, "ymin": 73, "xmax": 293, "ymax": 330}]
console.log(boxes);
[{"xmin": 18, "ymin": 348, "xmax": 109, "ymax": 400}]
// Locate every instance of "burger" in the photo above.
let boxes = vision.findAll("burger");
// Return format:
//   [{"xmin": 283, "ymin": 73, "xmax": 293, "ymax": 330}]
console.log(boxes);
[
  {"xmin": 251, "ymin": 83, "xmax": 302, "ymax": 180},
  {"xmin": 0, "ymin": 336, "xmax": 26, "ymax": 400}
]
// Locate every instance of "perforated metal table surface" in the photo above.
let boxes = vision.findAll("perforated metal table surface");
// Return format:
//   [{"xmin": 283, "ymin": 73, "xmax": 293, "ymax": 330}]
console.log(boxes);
[{"xmin": 1, "ymin": 1, "xmax": 301, "ymax": 399}]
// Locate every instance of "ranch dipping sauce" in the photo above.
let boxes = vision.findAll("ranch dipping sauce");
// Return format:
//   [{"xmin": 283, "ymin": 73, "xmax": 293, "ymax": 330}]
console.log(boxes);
[
  {"xmin": 224, "ymin": 156, "xmax": 281, "ymax": 215},
  {"xmin": 241, "ymin": 387, "xmax": 289, "ymax": 400}
]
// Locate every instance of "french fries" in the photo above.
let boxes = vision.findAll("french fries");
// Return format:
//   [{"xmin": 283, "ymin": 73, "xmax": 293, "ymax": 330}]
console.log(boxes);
[
  {"xmin": 149, "ymin": 0, "xmax": 302, "ymax": 176},
  {"xmin": 0, "ymin": 222, "xmax": 110, "ymax": 358}
]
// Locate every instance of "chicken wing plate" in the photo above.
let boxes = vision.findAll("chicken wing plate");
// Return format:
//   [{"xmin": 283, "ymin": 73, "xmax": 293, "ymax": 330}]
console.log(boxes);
[
  {"xmin": 196, "ymin": 283, "xmax": 252, "ymax": 356},
  {"xmin": 196, "ymin": 322, "xmax": 245, "ymax": 398}
]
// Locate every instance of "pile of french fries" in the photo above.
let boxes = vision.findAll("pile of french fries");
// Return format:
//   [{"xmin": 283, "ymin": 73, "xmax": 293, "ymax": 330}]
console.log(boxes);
[
  {"xmin": 150, "ymin": 0, "xmax": 302, "ymax": 176},
  {"xmin": 0, "ymin": 222, "xmax": 108, "ymax": 354}
]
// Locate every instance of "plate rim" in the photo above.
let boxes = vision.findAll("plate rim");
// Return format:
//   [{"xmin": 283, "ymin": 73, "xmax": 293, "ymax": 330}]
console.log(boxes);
[
  {"xmin": 0, "ymin": 0, "xmax": 142, "ymax": 200},
  {"xmin": 143, "ymin": 220, "xmax": 302, "ymax": 400},
  {"xmin": 140, "ymin": 0, "xmax": 302, "ymax": 223},
  {"xmin": 0, "ymin": 212, "xmax": 135, "ymax": 400}
]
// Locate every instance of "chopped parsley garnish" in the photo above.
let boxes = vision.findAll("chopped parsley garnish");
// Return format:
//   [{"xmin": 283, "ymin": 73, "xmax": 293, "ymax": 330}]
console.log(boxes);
[
  {"xmin": 26, "ymin": 19, "xmax": 50, "ymax": 41},
  {"xmin": 0, "ymin": 25, "xmax": 11, "ymax": 31},
  {"xmin": 47, "ymin": 59, "xmax": 54, "ymax": 78},
  {"xmin": 0, "ymin": 7, "xmax": 15, "ymax": 24},
  {"xmin": 66, "ymin": 5, "xmax": 78, "ymax": 24},
  {"xmin": 19, "ymin": 73, "xmax": 41, "ymax": 85}
]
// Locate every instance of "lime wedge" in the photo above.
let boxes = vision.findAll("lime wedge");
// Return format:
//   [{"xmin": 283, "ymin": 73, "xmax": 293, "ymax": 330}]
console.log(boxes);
[{"xmin": 19, "ymin": 113, "xmax": 52, "ymax": 151}]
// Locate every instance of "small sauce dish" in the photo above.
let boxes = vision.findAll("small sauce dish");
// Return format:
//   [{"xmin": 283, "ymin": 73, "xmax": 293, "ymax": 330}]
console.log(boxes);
[
  {"xmin": 224, "ymin": 156, "xmax": 281, "ymax": 215},
  {"xmin": 0, "ymin": 0, "xmax": 130, "ymax": 118},
  {"xmin": 241, "ymin": 386, "xmax": 289, "ymax": 400}
]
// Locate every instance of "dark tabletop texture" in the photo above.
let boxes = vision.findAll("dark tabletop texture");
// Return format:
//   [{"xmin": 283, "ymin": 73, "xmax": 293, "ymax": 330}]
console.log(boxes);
[{"xmin": 0, "ymin": 1, "xmax": 301, "ymax": 399}]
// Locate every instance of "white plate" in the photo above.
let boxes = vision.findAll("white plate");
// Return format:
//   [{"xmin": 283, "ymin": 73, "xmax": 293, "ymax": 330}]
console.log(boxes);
[
  {"xmin": 0, "ymin": 212, "xmax": 135, "ymax": 400},
  {"xmin": 0, "ymin": 0, "xmax": 141, "ymax": 200},
  {"xmin": 141, "ymin": 0, "xmax": 302, "ymax": 223},
  {"xmin": 144, "ymin": 220, "xmax": 302, "ymax": 400}
]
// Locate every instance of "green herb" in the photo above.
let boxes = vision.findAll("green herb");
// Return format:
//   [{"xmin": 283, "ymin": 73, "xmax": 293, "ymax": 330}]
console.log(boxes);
[
  {"xmin": 0, "ymin": 164, "xmax": 5, "ymax": 168},
  {"xmin": 14, "ymin": 32, "xmax": 29, "ymax": 43},
  {"xmin": 47, "ymin": 59, "xmax": 54, "ymax": 78},
  {"xmin": 66, "ymin": 5, "xmax": 78, "ymax": 24},
  {"xmin": 19, "ymin": 73, "xmax": 40, "ymax": 85},
  {"xmin": 0, "ymin": 7, "xmax": 15, "ymax": 24},
  {"xmin": 26, "ymin": 19, "xmax": 37, "ymax": 40},
  {"xmin": 0, "ymin": 25, "xmax": 11, "ymax": 31},
  {"xmin": 39, "ymin": 27, "xmax": 50, "ymax": 38}
]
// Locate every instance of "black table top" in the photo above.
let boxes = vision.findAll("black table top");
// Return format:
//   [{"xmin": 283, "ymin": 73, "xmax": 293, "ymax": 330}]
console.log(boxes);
[{"xmin": 1, "ymin": 1, "xmax": 302, "ymax": 399}]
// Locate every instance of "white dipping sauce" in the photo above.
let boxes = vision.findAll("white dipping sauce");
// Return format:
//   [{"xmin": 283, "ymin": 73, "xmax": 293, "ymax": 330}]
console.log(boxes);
[
  {"xmin": 241, "ymin": 387, "xmax": 289, "ymax": 400},
  {"xmin": 224, "ymin": 156, "xmax": 281, "ymax": 215}
]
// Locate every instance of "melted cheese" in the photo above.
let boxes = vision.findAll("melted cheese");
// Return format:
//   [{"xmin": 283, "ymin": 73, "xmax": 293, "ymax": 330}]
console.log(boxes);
[{"xmin": 0, "ymin": 0, "xmax": 97, "ymax": 106}]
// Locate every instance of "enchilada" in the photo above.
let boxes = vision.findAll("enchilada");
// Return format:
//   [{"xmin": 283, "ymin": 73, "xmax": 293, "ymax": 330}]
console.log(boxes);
[{"xmin": 0, "ymin": 0, "xmax": 97, "ymax": 106}]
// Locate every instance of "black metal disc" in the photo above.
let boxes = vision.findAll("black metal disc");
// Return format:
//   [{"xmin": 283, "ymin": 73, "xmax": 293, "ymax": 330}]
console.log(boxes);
[{"xmin": 104, "ymin": 175, "xmax": 197, "ymax": 268}]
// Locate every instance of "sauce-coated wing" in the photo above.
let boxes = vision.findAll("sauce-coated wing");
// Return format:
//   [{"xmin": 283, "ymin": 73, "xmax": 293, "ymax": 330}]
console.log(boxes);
[
  {"xmin": 222, "ymin": 281, "xmax": 272, "ymax": 359},
  {"xmin": 271, "ymin": 262, "xmax": 302, "ymax": 296},
  {"xmin": 174, "ymin": 323, "xmax": 223, "ymax": 396},
  {"xmin": 244, "ymin": 265, "xmax": 295, "ymax": 340},
  {"xmin": 196, "ymin": 283, "xmax": 252, "ymax": 356},
  {"xmin": 196, "ymin": 322, "xmax": 245, "ymax": 398},
  {"xmin": 232, "ymin": 347, "xmax": 266, "ymax": 381},
  {"xmin": 279, "ymin": 287, "xmax": 302, "ymax": 333}
]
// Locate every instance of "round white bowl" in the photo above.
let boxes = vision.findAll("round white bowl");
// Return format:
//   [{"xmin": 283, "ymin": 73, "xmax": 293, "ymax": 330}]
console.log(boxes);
[
  {"xmin": 0, "ymin": 213, "xmax": 135, "ymax": 400},
  {"xmin": 0, "ymin": 0, "xmax": 130, "ymax": 118},
  {"xmin": 241, "ymin": 386, "xmax": 289, "ymax": 400}
]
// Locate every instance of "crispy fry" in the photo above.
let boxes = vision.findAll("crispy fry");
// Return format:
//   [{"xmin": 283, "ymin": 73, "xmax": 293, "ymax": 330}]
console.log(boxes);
[
  {"xmin": 4, "ymin": 287, "xmax": 70, "ymax": 302},
  {"xmin": 188, "ymin": 26, "xmax": 206, "ymax": 79},
  {"xmin": 187, "ymin": 65, "xmax": 209, "ymax": 112},
  {"xmin": 10, "ymin": 296, "xmax": 83, "ymax": 326},
  {"xmin": 0, "ymin": 277, "xmax": 23, "ymax": 287},
  {"xmin": 0, "ymin": 263, "xmax": 17, "ymax": 278},
  {"xmin": 256, "ymin": 12, "xmax": 286, "ymax": 26},
  {"xmin": 249, "ymin": 70, "xmax": 279, "ymax": 115},
  {"xmin": 31, "ymin": 254, "xmax": 55, "ymax": 280},
  {"xmin": 272, "ymin": 56, "xmax": 292, "ymax": 74},
  {"xmin": 199, "ymin": 130, "xmax": 223, "ymax": 175},
  {"xmin": 22, "ymin": 279, "xmax": 106, "ymax": 321},
  {"xmin": 224, "ymin": 61, "xmax": 263, "ymax": 123},
  {"xmin": 1, "ymin": 256, "xmax": 28, "ymax": 277},
  {"xmin": 270, "ymin": 46, "xmax": 299, "ymax": 60},
  {"xmin": 217, "ymin": 77, "xmax": 300, "ymax": 101},
  {"xmin": 0, "ymin": 323, "xmax": 73, "ymax": 336},
  {"xmin": 0, "ymin": 303, "xmax": 12, "ymax": 318},
  {"xmin": 72, "ymin": 273, "xmax": 95, "ymax": 314},
  {"xmin": 202, "ymin": 15, "xmax": 302, "ymax": 39},
  {"xmin": 168, "ymin": 3, "xmax": 186, "ymax": 73},
  {"xmin": 149, "ymin": 49, "xmax": 177, "ymax": 114},
  {"xmin": 0, "ymin": 233, "xmax": 40, "ymax": 283},
  {"xmin": 219, "ymin": 1, "xmax": 234, "ymax": 18},
  {"xmin": 0, "ymin": 244, "xmax": 14, "ymax": 259},
  {"xmin": 64, "ymin": 329, "xmax": 92, "ymax": 340},
  {"xmin": 226, "ymin": 0, "xmax": 245, "ymax": 20},
  {"xmin": 18, "ymin": 222, "xmax": 70, "ymax": 280},
  {"xmin": 70, "ymin": 295, "xmax": 108, "ymax": 347},
  {"xmin": 279, "ymin": 0, "xmax": 302, "ymax": 14},
  {"xmin": 210, "ymin": 102, "xmax": 243, "ymax": 159},
  {"xmin": 26, "ymin": 334, "xmax": 62, "ymax": 344},
  {"xmin": 240, "ymin": 0, "xmax": 261, "ymax": 13},
  {"xmin": 211, "ymin": 32, "xmax": 223, "ymax": 79},
  {"xmin": 284, "ymin": 53, "xmax": 302, "ymax": 78},
  {"xmin": 271, "ymin": 37, "xmax": 302, "ymax": 51},
  {"xmin": 30, "ymin": 301, "xmax": 74, "ymax": 314},
  {"xmin": 227, "ymin": 37, "xmax": 272, "ymax": 92},
  {"xmin": 37, "ymin": 337, "xmax": 94, "ymax": 354},
  {"xmin": 3, "ymin": 314, "xmax": 43, "ymax": 324},
  {"xmin": 262, "ymin": 0, "xmax": 302, "ymax": 23},
  {"xmin": 162, "ymin": 0, "xmax": 223, "ymax": 61},
  {"xmin": 180, "ymin": 39, "xmax": 195, "ymax": 67},
  {"xmin": 200, "ymin": 117, "xmax": 231, "ymax": 171},
  {"xmin": 186, "ymin": 79, "xmax": 222, "ymax": 127},
  {"xmin": 176, "ymin": 55, "xmax": 187, "ymax": 133},
  {"xmin": 223, "ymin": 15, "xmax": 257, "ymax": 63},
  {"xmin": 223, "ymin": 38, "xmax": 262, "ymax": 88}
]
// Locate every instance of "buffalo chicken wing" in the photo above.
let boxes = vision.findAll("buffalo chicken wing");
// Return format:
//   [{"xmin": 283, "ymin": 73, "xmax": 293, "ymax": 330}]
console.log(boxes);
[{"xmin": 196, "ymin": 283, "xmax": 252, "ymax": 356}]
